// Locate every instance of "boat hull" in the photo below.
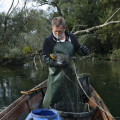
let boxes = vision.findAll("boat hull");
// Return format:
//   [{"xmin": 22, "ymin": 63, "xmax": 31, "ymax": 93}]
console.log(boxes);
[
  {"xmin": 0, "ymin": 80, "xmax": 114, "ymax": 120},
  {"xmin": 0, "ymin": 81, "xmax": 47, "ymax": 120}
]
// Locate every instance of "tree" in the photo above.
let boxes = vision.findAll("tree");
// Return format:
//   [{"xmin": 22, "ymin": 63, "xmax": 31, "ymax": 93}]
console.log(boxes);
[
  {"xmin": 0, "ymin": 1, "xmax": 50, "ymax": 58},
  {"xmin": 1, "ymin": 0, "xmax": 120, "ymax": 57}
]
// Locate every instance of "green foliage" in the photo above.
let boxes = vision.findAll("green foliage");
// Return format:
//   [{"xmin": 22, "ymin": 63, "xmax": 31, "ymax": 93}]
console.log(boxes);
[
  {"xmin": 95, "ymin": 0, "xmax": 120, "ymax": 53},
  {"xmin": 112, "ymin": 49, "xmax": 120, "ymax": 55},
  {"xmin": 0, "ymin": 46, "xmax": 21, "ymax": 58},
  {"xmin": 110, "ymin": 49, "xmax": 120, "ymax": 61},
  {"xmin": 22, "ymin": 46, "xmax": 33, "ymax": 55},
  {"xmin": 0, "ymin": 46, "xmax": 9, "ymax": 57},
  {"xmin": 48, "ymin": 0, "xmax": 120, "ymax": 54},
  {"xmin": 0, "ymin": 8, "xmax": 51, "ymax": 58},
  {"xmin": 58, "ymin": 0, "xmax": 100, "ymax": 32},
  {"xmin": 78, "ymin": 34, "xmax": 104, "ymax": 53},
  {"xmin": 9, "ymin": 47, "xmax": 21, "ymax": 57}
]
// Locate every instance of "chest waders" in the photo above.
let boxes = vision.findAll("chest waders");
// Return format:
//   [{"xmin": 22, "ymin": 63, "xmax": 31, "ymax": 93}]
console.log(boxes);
[{"xmin": 43, "ymin": 41, "xmax": 80, "ymax": 108}]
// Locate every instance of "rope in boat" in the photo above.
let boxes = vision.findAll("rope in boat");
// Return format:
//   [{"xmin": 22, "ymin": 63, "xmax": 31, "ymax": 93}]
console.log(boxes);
[
  {"xmin": 21, "ymin": 88, "xmax": 41, "ymax": 94},
  {"xmin": 61, "ymin": 60, "xmax": 115, "ymax": 119},
  {"xmin": 21, "ymin": 82, "xmax": 47, "ymax": 95},
  {"xmin": 23, "ymin": 53, "xmax": 114, "ymax": 119}
]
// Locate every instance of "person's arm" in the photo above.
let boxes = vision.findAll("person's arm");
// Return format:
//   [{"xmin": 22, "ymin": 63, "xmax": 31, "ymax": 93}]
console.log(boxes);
[
  {"xmin": 42, "ymin": 38, "xmax": 55, "ymax": 66},
  {"xmin": 70, "ymin": 34, "xmax": 89, "ymax": 56},
  {"xmin": 42, "ymin": 38, "xmax": 67, "ymax": 68},
  {"xmin": 76, "ymin": 45, "xmax": 89, "ymax": 56},
  {"xmin": 42, "ymin": 54, "xmax": 53, "ymax": 66}
]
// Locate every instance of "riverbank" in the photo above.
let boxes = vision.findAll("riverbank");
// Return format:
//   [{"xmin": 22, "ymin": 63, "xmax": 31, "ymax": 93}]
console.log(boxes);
[
  {"xmin": 0, "ymin": 57, "xmax": 26, "ymax": 65},
  {"xmin": 0, "ymin": 53, "xmax": 120, "ymax": 66},
  {"xmin": 75, "ymin": 53, "xmax": 120, "ymax": 62}
]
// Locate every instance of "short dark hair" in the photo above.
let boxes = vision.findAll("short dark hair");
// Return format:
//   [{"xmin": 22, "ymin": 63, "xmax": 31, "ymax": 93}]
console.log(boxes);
[{"xmin": 52, "ymin": 16, "xmax": 65, "ymax": 28}]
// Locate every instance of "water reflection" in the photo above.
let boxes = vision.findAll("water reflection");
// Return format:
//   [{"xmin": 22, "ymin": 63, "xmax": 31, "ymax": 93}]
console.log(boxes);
[
  {"xmin": 0, "ymin": 63, "xmax": 48, "ymax": 111},
  {"xmin": 76, "ymin": 60, "xmax": 120, "ymax": 119}
]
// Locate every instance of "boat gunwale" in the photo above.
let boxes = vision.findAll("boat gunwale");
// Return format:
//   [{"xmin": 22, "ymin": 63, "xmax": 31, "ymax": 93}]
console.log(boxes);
[
  {"xmin": 0, "ymin": 80, "xmax": 114, "ymax": 120},
  {"xmin": 89, "ymin": 86, "xmax": 114, "ymax": 120},
  {"xmin": 0, "ymin": 80, "xmax": 47, "ymax": 119}
]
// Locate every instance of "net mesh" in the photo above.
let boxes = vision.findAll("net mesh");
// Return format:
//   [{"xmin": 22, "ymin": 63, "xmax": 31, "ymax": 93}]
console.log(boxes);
[{"xmin": 50, "ymin": 102, "xmax": 95, "ymax": 120}]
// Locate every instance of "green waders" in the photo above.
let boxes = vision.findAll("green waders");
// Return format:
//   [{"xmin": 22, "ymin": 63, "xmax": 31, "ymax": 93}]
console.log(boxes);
[{"xmin": 43, "ymin": 41, "xmax": 80, "ymax": 108}]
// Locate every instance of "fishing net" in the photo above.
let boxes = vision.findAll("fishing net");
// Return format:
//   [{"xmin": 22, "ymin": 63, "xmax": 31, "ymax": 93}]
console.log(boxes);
[
  {"xmin": 50, "ymin": 102, "xmax": 95, "ymax": 120},
  {"xmin": 49, "ymin": 73, "xmax": 95, "ymax": 120},
  {"xmin": 77, "ymin": 73, "xmax": 91, "ymax": 102}
]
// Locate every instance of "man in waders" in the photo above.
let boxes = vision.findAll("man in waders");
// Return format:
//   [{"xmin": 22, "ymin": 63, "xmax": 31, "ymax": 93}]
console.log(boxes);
[{"xmin": 42, "ymin": 16, "xmax": 89, "ymax": 108}]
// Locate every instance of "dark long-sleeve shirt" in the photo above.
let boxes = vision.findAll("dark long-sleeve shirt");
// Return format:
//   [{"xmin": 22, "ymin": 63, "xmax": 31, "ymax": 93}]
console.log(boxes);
[
  {"xmin": 42, "ymin": 31, "xmax": 88, "ymax": 65},
  {"xmin": 42, "ymin": 31, "xmax": 81, "ymax": 55}
]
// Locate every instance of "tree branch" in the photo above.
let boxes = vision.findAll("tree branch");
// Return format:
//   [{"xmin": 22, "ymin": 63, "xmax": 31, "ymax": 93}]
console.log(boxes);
[
  {"xmin": 71, "ymin": 23, "xmax": 88, "ymax": 33},
  {"xmin": 71, "ymin": 23, "xmax": 78, "ymax": 33},
  {"xmin": 33, "ymin": 55, "xmax": 38, "ymax": 71},
  {"xmin": 105, "ymin": 8, "xmax": 120, "ymax": 23},
  {"xmin": 9, "ymin": 0, "xmax": 19, "ymax": 15},
  {"xmin": 33, "ymin": 0, "xmax": 62, "ymax": 16},
  {"xmin": 51, "ymin": 2, "xmax": 62, "ymax": 16},
  {"xmin": 73, "ymin": 8, "xmax": 120, "ymax": 35},
  {"xmin": 1, "ymin": 0, "xmax": 15, "ymax": 44},
  {"xmin": 6, "ymin": 0, "xmax": 14, "ymax": 16}
]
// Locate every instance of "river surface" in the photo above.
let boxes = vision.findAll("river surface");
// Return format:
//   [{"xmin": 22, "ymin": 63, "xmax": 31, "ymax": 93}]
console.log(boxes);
[{"xmin": 0, "ymin": 60, "xmax": 120, "ymax": 119}]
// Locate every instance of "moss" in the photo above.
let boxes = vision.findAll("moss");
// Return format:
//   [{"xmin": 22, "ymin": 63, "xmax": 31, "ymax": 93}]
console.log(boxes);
[{"xmin": 22, "ymin": 46, "xmax": 33, "ymax": 55}]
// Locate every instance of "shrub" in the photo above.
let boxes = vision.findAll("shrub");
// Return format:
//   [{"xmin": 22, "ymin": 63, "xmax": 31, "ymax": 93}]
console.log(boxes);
[
  {"xmin": 22, "ymin": 46, "xmax": 33, "ymax": 55},
  {"xmin": 110, "ymin": 49, "xmax": 120, "ymax": 61},
  {"xmin": 9, "ymin": 47, "xmax": 21, "ymax": 57},
  {"xmin": 0, "ymin": 46, "xmax": 10, "ymax": 57}
]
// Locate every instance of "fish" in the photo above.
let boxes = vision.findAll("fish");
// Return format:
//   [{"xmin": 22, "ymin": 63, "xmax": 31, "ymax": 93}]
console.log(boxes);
[{"xmin": 50, "ymin": 53, "xmax": 75, "ymax": 65}]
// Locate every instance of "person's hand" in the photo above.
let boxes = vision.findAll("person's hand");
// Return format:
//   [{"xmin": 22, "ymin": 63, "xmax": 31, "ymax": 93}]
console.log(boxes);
[
  {"xmin": 50, "ymin": 61, "xmax": 68, "ymax": 68},
  {"xmin": 80, "ymin": 45, "xmax": 89, "ymax": 55}
]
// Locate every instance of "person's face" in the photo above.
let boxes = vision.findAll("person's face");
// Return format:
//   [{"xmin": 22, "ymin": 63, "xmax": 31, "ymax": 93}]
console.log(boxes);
[{"xmin": 52, "ymin": 25, "xmax": 65, "ymax": 39}]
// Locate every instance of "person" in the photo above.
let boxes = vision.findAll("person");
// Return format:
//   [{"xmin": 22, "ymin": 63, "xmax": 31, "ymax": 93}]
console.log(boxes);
[{"xmin": 42, "ymin": 16, "xmax": 89, "ymax": 108}]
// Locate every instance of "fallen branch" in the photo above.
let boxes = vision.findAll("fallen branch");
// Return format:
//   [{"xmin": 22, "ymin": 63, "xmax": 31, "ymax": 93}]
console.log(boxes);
[
  {"xmin": 32, "ymin": 49, "xmax": 44, "ymax": 70},
  {"xmin": 39, "ymin": 55, "xmax": 44, "ymax": 69},
  {"xmin": 33, "ymin": 55, "xmax": 38, "ymax": 71}
]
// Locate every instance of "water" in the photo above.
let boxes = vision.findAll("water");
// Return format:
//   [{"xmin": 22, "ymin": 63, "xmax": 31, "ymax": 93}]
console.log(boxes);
[
  {"xmin": 0, "ymin": 60, "xmax": 120, "ymax": 119},
  {"xmin": 76, "ymin": 60, "xmax": 120, "ymax": 120},
  {"xmin": 0, "ymin": 62, "xmax": 48, "ymax": 112}
]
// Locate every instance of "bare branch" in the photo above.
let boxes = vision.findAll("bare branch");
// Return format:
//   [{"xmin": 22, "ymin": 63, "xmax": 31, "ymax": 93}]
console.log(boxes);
[
  {"xmin": 32, "ymin": 49, "xmax": 44, "ymax": 70},
  {"xmin": 33, "ymin": 55, "xmax": 38, "ymax": 71},
  {"xmin": 106, "ymin": 20, "xmax": 120, "ymax": 25},
  {"xmin": 71, "ymin": 24, "xmax": 88, "ymax": 33},
  {"xmin": 74, "ymin": 20, "xmax": 120, "ymax": 35},
  {"xmin": 39, "ymin": 55, "xmax": 44, "ymax": 69},
  {"xmin": 105, "ymin": 8, "xmax": 120, "ymax": 23},
  {"xmin": 21, "ymin": 1, "xmax": 27, "ymax": 12},
  {"xmin": 71, "ymin": 23, "xmax": 78, "ymax": 33},
  {"xmin": 9, "ymin": 0, "xmax": 19, "ymax": 15},
  {"xmin": 6, "ymin": 0, "xmax": 14, "ymax": 16},
  {"xmin": 73, "ymin": 8, "xmax": 120, "ymax": 35},
  {"xmin": 1, "ymin": 0, "xmax": 15, "ymax": 44},
  {"xmin": 51, "ymin": 2, "xmax": 62, "ymax": 16}
]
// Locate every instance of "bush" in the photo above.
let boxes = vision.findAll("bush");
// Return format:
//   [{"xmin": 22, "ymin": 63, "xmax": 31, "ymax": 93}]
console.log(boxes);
[
  {"xmin": 0, "ymin": 46, "xmax": 10, "ymax": 57},
  {"xmin": 22, "ymin": 46, "xmax": 33, "ymax": 55},
  {"xmin": 9, "ymin": 47, "xmax": 21, "ymax": 57},
  {"xmin": 110, "ymin": 49, "xmax": 120, "ymax": 61}
]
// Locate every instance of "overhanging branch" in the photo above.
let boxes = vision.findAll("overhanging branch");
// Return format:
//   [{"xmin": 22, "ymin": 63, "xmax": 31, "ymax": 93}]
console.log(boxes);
[{"xmin": 73, "ymin": 8, "xmax": 120, "ymax": 35}]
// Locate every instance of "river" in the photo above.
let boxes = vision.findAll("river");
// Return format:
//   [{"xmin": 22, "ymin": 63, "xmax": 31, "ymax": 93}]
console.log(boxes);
[{"xmin": 0, "ymin": 60, "xmax": 120, "ymax": 119}]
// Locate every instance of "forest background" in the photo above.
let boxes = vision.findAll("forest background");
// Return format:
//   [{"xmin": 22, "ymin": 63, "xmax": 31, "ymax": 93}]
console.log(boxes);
[{"xmin": 0, "ymin": 0, "xmax": 120, "ymax": 63}]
